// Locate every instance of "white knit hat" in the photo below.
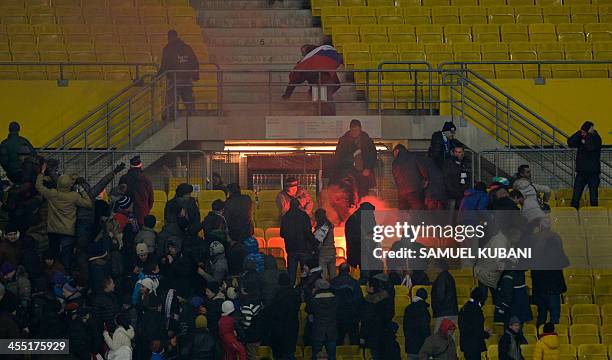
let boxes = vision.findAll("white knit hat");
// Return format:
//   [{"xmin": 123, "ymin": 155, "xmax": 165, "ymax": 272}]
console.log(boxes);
[{"xmin": 221, "ymin": 300, "xmax": 235, "ymax": 316}]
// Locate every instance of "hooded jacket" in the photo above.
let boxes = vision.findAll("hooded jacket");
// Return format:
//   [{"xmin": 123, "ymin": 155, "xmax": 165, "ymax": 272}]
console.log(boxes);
[
  {"xmin": 533, "ymin": 333, "xmax": 559, "ymax": 360},
  {"xmin": 403, "ymin": 297, "xmax": 431, "ymax": 355},
  {"xmin": 36, "ymin": 174, "xmax": 92, "ymax": 236},
  {"xmin": 335, "ymin": 130, "xmax": 377, "ymax": 174},
  {"xmin": 512, "ymin": 178, "xmax": 550, "ymax": 223},
  {"xmin": 429, "ymin": 131, "xmax": 460, "ymax": 169},
  {"xmin": 280, "ymin": 205, "xmax": 317, "ymax": 256},
  {"xmin": 431, "ymin": 270, "xmax": 458, "ymax": 318},
  {"xmin": 499, "ymin": 327, "xmax": 528, "ymax": 360},
  {"xmin": 261, "ymin": 255, "xmax": 280, "ymax": 306},
  {"xmin": 0, "ymin": 132, "xmax": 34, "ymax": 180},
  {"xmin": 458, "ymin": 299, "xmax": 489, "ymax": 354},
  {"xmin": 104, "ymin": 326, "xmax": 135, "ymax": 358},
  {"xmin": 159, "ymin": 37, "xmax": 199, "ymax": 82},
  {"xmin": 443, "ymin": 157, "xmax": 469, "ymax": 202},
  {"xmin": 119, "ymin": 168, "xmax": 154, "ymax": 225},
  {"xmin": 360, "ymin": 289, "xmax": 394, "ymax": 349},
  {"xmin": 307, "ymin": 289, "xmax": 338, "ymax": 343},
  {"xmin": 134, "ymin": 226, "xmax": 157, "ymax": 255},
  {"xmin": 419, "ymin": 324, "xmax": 458, "ymax": 360},
  {"xmin": 567, "ymin": 130, "xmax": 602, "ymax": 174}
]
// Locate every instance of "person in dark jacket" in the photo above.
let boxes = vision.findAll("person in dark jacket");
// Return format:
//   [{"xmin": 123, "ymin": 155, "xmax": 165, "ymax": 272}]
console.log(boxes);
[
  {"xmin": 404, "ymin": 288, "xmax": 432, "ymax": 360},
  {"xmin": 281, "ymin": 199, "xmax": 318, "ymax": 286},
  {"xmin": 202, "ymin": 199, "xmax": 226, "ymax": 237},
  {"xmin": 392, "ymin": 144, "xmax": 429, "ymax": 210},
  {"xmin": 458, "ymin": 182, "xmax": 489, "ymax": 221},
  {"xmin": 261, "ymin": 254, "xmax": 280, "ymax": 307},
  {"xmin": 164, "ymin": 183, "xmax": 201, "ymax": 240},
  {"xmin": 419, "ymin": 319, "xmax": 457, "ymax": 360},
  {"xmin": 530, "ymin": 218, "xmax": 569, "ymax": 327},
  {"xmin": 68, "ymin": 307, "xmax": 99, "ymax": 360},
  {"xmin": 159, "ymin": 29, "xmax": 199, "ymax": 119},
  {"xmin": 443, "ymin": 145, "xmax": 470, "ymax": 210},
  {"xmin": 182, "ymin": 315, "xmax": 216, "ymax": 360},
  {"xmin": 330, "ymin": 263, "xmax": 362, "ymax": 345},
  {"xmin": 431, "ymin": 260, "xmax": 459, "ymax": 333},
  {"xmin": 266, "ymin": 273, "xmax": 301, "ymax": 360},
  {"xmin": 360, "ymin": 276, "xmax": 394, "ymax": 360},
  {"xmin": 204, "ymin": 281, "xmax": 225, "ymax": 339},
  {"xmin": 307, "ymin": 279, "xmax": 338, "ymax": 360},
  {"xmin": 567, "ymin": 121, "xmax": 602, "ymax": 209},
  {"xmin": 495, "ymin": 270, "xmax": 533, "ymax": 326},
  {"xmin": 429, "ymin": 121, "xmax": 459, "ymax": 169},
  {"xmin": 92, "ymin": 276, "xmax": 121, "ymax": 334},
  {"xmin": 160, "ymin": 241, "xmax": 192, "ymax": 299},
  {"xmin": 224, "ymin": 183, "xmax": 254, "ymax": 243},
  {"xmin": 424, "ymin": 157, "xmax": 448, "ymax": 210},
  {"xmin": 334, "ymin": 119, "xmax": 378, "ymax": 197},
  {"xmin": 345, "ymin": 201, "xmax": 376, "ymax": 270},
  {"xmin": 458, "ymin": 288, "xmax": 491, "ymax": 360},
  {"xmin": 499, "ymin": 316, "xmax": 528, "ymax": 360},
  {"xmin": 119, "ymin": 155, "xmax": 154, "ymax": 225},
  {"xmin": 0, "ymin": 121, "xmax": 34, "ymax": 184}
]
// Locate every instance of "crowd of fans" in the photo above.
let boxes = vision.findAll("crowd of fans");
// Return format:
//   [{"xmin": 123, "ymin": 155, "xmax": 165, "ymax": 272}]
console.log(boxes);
[{"xmin": 0, "ymin": 118, "xmax": 603, "ymax": 360}]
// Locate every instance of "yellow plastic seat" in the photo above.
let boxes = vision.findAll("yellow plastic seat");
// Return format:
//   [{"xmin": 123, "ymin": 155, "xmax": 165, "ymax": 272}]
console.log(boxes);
[
  {"xmin": 509, "ymin": 0, "xmax": 536, "ymax": 4},
  {"xmin": 348, "ymin": 6, "xmax": 376, "ymax": 25},
  {"xmin": 570, "ymin": 324, "xmax": 600, "ymax": 346},
  {"xmin": 7, "ymin": 24, "xmax": 36, "ymax": 44},
  {"xmin": 69, "ymin": 50, "xmax": 103, "ymax": 79},
  {"xmin": 600, "ymin": 5, "xmax": 612, "ymax": 23},
  {"xmin": 501, "ymin": 23, "xmax": 529, "ymax": 42},
  {"xmin": 339, "ymin": 0, "xmax": 365, "ymax": 5},
  {"xmin": 538, "ymin": 42, "xmax": 564, "ymax": 60},
  {"xmin": 2, "ymin": 6, "xmax": 28, "ymax": 24},
  {"xmin": 358, "ymin": 24, "xmax": 388, "ymax": 43},
  {"xmin": 28, "ymin": 8, "xmax": 56, "ymax": 25},
  {"xmin": 444, "ymin": 24, "xmax": 472, "ymax": 42},
  {"xmin": 557, "ymin": 23, "xmax": 586, "ymax": 42},
  {"xmin": 586, "ymin": 23, "xmax": 612, "ymax": 42},
  {"xmin": 343, "ymin": 42, "xmax": 370, "ymax": 65},
  {"xmin": 387, "ymin": 24, "xmax": 417, "ymax": 42},
  {"xmin": 570, "ymin": 5, "xmax": 599, "ymax": 23},
  {"xmin": 559, "ymin": 344, "xmax": 577, "ymax": 360},
  {"xmin": 264, "ymin": 227, "xmax": 281, "ymax": 240},
  {"xmin": 578, "ymin": 344, "xmax": 607, "ymax": 360},
  {"xmin": 311, "ymin": 0, "xmax": 338, "ymax": 16},
  {"xmin": 353, "ymin": 60, "xmax": 379, "ymax": 89},
  {"xmin": 572, "ymin": 304, "xmax": 602, "ymax": 325},
  {"xmin": 452, "ymin": 0, "xmax": 478, "ymax": 4},
  {"xmin": 460, "ymin": 6, "xmax": 487, "ymax": 24},
  {"xmin": 139, "ymin": 6, "xmax": 167, "ymax": 24},
  {"xmin": 376, "ymin": 6, "xmax": 404, "ymax": 24},
  {"xmin": 487, "ymin": 345, "xmax": 499, "ymax": 360},
  {"xmin": 515, "ymin": 5, "xmax": 544, "ymax": 23},
  {"xmin": 473, "ymin": 24, "xmax": 501, "ymax": 42},
  {"xmin": 432, "ymin": 6, "xmax": 459, "ymax": 24},
  {"xmin": 403, "ymin": 6, "xmax": 432, "ymax": 25},
  {"xmin": 425, "ymin": 42, "xmax": 453, "ymax": 66},
  {"xmin": 397, "ymin": 0, "xmax": 422, "ymax": 5},
  {"xmin": 167, "ymin": 7, "xmax": 196, "ymax": 24},
  {"xmin": 369, "ymin": 0, "xmax": 395, "ymax": 5},
  {"xmin": 416, "ymin": 24, "xmax": 444, "ymax": 43},
  {"xmin": 551, "ymin": 207, "xmax": 580, "ymax": 226},
  {"xmin": 488, "ymin": 6, "xmax": 516, "ymax": 24},
  {"xmin": 565, "ymin": 0, "xmax": 591, "ymax": 4},
  {"xmin": 481, "ymin": 42, "xmax": 509, "ymax": 61},
  {"xmin": 454, "ymin": 43, "xmax": 484, "ymax": 68},
  {"xmin": 398, "ymin": 42, "xmax": 426, "ymax": 61},
  {"xmin": 581, "ymin": 206, "xmax": 610, "ymax": 226},
  {"xmin": 367, "ymin": 79, "xmax": 395, "ymax": 110},
  {"xmin": 322, "ymin": 6, "xmax": 349, "ymax": 34},
  {"xmin": 543, "ymin": 6, "xmax": 571, "ymax": 24},
  {"xmin": 332, "ymin": 24, "xmax": 360, "ymax": 49},
  {"xmin": 370, "ymin": 42, "xmax": 398, "ymax": 62}
]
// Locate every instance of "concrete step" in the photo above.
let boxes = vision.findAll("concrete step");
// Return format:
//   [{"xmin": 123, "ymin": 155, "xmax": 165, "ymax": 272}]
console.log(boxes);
[
  {"xmin": 205, "ymin": 35, "xmax": 322, "ymax": 47},
  {"xmin": 219, "ymin": 102, "xmax": 369, "ymax": 117},
  {"xmin": 218, "ymin": 63, "xmax": 297, "ymax": 71},
  {"xmin": 201, "ymin": 0, "xmax": 305, "ymax": 9},
  {"xmin": 202, "ymin": 27, "xmax": 323, "ymax": 38},
  {"xmin": 208, "ymin": 45, "xmax": 303, "ymax": 57},
  {"xmin": 200, "ymin": 9, "xmax": 313, "ymax": 28},
  {"xmin": 221, "ymin": 86, "xmax": 361, "ymax": 102}
]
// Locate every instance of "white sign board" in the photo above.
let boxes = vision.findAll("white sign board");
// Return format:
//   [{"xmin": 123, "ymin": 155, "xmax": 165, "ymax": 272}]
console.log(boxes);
[{"xmin": 265, "ymin": 116, "xmax": 382, "ymax": 139}]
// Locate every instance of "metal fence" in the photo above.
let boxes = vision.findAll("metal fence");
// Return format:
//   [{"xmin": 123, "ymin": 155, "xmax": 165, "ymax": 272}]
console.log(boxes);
[{"xmin": 477, "ymin": 149, "xmax": 612, "ymax": 188}]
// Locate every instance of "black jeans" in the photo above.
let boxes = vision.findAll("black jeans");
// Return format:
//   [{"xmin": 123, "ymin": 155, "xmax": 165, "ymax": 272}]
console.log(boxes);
[
  {"xmin": 287, "ymin": 253, "xmax": 314, "ymax": 287},
  {"xmin": 572, "ymin": 172, "xmax": 600, "ymax": 208},
  {"xmin": 336, "ymin": 320, "xmax": 359, "ymax": 345},
  {"xmin": 464, "ymin": 351, "xmax": 482, "ymax": 360},
  {"xmin": 165, "ymin": 78, "xmax": 195, "ymax": 120}
]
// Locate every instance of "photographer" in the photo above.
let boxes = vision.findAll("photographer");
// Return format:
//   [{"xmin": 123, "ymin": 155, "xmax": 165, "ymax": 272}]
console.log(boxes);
[{"xmin": 36, "ymin": 163, "xmax": 93, "ymax": 274}]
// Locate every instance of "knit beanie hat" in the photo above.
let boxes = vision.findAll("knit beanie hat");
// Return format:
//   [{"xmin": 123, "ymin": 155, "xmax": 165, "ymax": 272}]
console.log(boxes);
[
  {"xmin": 136, "ymin": 243, "xmax": 148, "ymax": 256},
  {"xmin": 442, "ymin": 121, "xmax": 457, "ymax": 132},
  {"xmin": 221, "ymin": 300, "xmax": 235, "ymax": 316},
  {"xmin": 416, "ymin": 288, "xmax": 428, "ymax": 301},
  {"xmin": 195, "ymin": 315, "xmax": 208, "ymax": 329},
  {"xmin": 117, "ymin": 195, "xmax": 133, "ymax": 210}
]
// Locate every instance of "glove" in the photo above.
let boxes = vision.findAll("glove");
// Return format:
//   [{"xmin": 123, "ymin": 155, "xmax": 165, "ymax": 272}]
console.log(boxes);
[{"xmin": 114, "ymin": 163, "xmax": 126, "ymax": 174}]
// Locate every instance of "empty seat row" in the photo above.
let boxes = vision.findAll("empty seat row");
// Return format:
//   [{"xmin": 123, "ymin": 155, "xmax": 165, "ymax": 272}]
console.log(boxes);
[
  {"xmin": 321, "ymin": 5, "xmax": 612, "ymax": 32},
  {"xmin": 332, "ymin": 23, "xmax": 612, "ymax": 46},
  {"xmin": 313, "ymin": 0, "xmax": 612, "ymax": 13}
]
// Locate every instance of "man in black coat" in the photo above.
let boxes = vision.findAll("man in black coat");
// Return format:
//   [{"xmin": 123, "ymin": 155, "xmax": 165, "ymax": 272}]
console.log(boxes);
[
  {"xmin": 430, "ymin": 121, "xmax": 460, "ymax": 169},
  {"xmin": 334, "ymin": 119, "xmax": 378, "ymax": 197},
  {"xmin": 360, "ymin": 277, "xmax": 395, "ymax": 359},
  {"xmin": 345, "ymin": 202, "xmax": 376, "ymax": 270},
  {"xmin": 567, "ymin": 121, "xmax": 602, "ymax": 209},
  {"xmin": 281, "ymin": 199, "xmax": 318, "ymax": 287},
  {"xmin": 182, "ymin": 315, "xmax": 216, "ymax": 360},
  {"xmin": 458, "ymin": 288, "xmax": 491, "ymax": 360},
  {"xmin": 403, "ymin": 288, "xmax": 431, "ymax": 360},
  {"xmin": 331, "ymin": 263, "xmax": 363, "ymax": 345},
  {"xmin": 224, "ymin": 183, "xmax": 254, "ymax": 243},
  {"xmin": 92, "ymin": 277, "xmax": 120, "ymax": 334},
  {"xmin": 266, "ymin": 273, "xmax": 301, "ymax": 360},
  {"xmin": 431, "ymin": 260, "xmax": 458, "ymax": 333},
  {"xmin": 307, "ymin": 279, "xmax": 338, "ymax": 359},
  {"xmin": 443, "ymin": 145, "xmax": 470, "ymax": 210},
  {"xmin": 159, "ymin": 30, "xmax": 199, "ymax": 119},
  {"xmin": 392, "ymin": 144, "xmax": 429, "ymax": 211}
]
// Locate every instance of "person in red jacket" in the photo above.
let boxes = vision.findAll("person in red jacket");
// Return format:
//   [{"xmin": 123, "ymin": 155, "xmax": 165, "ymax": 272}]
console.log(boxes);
[
  {"xmin": 218, "ymin": 300, "xmax": 247, "ymax": 360},
  {"xmin": 119, "ymin": 156, "xmax": 154, "ymax": 226}
]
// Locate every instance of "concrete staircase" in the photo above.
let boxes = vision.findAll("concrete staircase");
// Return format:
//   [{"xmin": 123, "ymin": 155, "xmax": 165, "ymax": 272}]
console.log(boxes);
[{"xmin": 198, "ymin": 0, "xmax": 368, "ymax": 117}]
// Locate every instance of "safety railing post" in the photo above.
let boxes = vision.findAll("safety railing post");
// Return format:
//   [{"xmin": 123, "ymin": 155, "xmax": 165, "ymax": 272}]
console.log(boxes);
[
  {"xmin": 460, "ymin": 77, "xmax": 465, "ymax": 122},
  {"xmin": 428, "ymin": 69, "xmax": 433, "ymax": 115},
  {"xmin": 173, "ymin": 71, "xmax": 178, "ymax": 126},
  {"xmin": 377, "ymin": 66, "xmax": 382, "ymax": 115},
  {"xmin": 128, "ymin": 98, "xmax": 133, "ymax": 150},
  {"xmin": 187, "ymin": 152, "xmax": 191, "ymax": 184},
  {"xmin": 495, "ymin": 102, "xmax": 500, "ymax": 142},
  {"xmin": 506, "ymin": 98, "xmax": 511, "ymax": 148}
]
